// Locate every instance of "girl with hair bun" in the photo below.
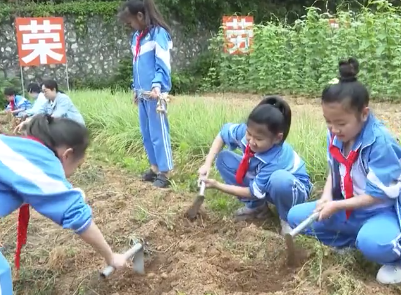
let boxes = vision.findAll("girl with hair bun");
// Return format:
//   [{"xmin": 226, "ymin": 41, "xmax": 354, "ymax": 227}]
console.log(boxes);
[
  {"xmin": 288, "ymin": 58, "xmax": 401, "ymax": 285},
  {"xmin": 199, "ymin": 96, "xmax": 312, "ymax": 235}
]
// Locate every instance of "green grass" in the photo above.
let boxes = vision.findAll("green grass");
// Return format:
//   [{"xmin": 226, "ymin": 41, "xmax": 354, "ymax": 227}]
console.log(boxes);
[{"xmin": 71, "ymin": 90, "xmax": 328, "ymax": 189}]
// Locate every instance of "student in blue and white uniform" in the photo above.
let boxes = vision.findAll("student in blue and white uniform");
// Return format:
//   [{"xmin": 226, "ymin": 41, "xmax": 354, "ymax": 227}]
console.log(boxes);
[
  {"xmin": 119, "ymin": 0, "xmax": 173, "ymax": 188},
  {"xmin": 1, "ymin": 88, "xmax": 31, "ymax": 118},
  {"xmin": 198, "ymin": 96, "xmax": 312, "ymax": 235},
  {"xmin": 0, "ymin": 115, "xmax": 126, "ymax": 294},
  {"xmin": 15, "ymin": 80, "xmax": 85, "ymax": 132},
  {"xmin": 287, "ymin": 58, "xmax": 401, "ymax": 285},
  {"xmin": 23, "ymin": 82, "xmax": 48, "ymax": 117}
]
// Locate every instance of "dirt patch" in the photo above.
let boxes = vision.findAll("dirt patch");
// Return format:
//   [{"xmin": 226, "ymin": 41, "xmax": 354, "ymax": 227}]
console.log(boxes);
[{"xmin": 1, "ymin": 163, "xmax": 399, "ymax": 295}]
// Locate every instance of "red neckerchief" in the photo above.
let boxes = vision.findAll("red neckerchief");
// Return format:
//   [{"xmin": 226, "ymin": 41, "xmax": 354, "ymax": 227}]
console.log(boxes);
[
  {"xmin": 134, "ymin": 30, "xmax": 148, "ymax": 61},
  {"xmin": 15, "ymin": 136, "xmax": 44, "ymax": 272},
  {"xmin": 235, "ymin": 144, "xmax": 254, "ymax": 185},
  {"xmin": 9, "ymin": 99, "xmax": 15, "ymax": 111},
  {"xmin": 329, "ymin": 136, "xmax": 360, "ymax": 219}
]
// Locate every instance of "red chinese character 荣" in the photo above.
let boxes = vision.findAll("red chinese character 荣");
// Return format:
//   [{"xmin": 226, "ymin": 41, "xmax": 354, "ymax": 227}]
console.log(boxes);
[{"xmin": 15, "ymin": 17, "xmax": 67, "ymax": 66}]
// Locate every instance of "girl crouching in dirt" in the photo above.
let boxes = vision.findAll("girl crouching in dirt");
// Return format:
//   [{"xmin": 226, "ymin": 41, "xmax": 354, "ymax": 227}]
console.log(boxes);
[
  {"xmin": 0, "ymin": 115, "xmax": 127, "ymax": 294},
  {"xmin": 118, "ymin": 0, "xmax": 173, "ymax": 188},
  {"xmin": 198, "ymin": 96, "xmax": 312, "ymax": 235},
  {"xmin": 287, "ymin": 58, "xmax": 401, "ymax": 285},
  {"xmin": 0, "ymin": 87, "xmax": 31, "ymax": 118}
]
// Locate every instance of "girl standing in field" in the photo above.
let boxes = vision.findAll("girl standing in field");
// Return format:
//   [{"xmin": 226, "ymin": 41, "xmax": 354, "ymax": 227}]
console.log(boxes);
[
  {"xmin": 0, "ymin": 115, "xmax": 126, "ymax": 294},
  {"xmin": 119, "ymin": 0, "xmax": 173, "ymax": 188},
  {"xmin": 15, "ymin": 79, "xmax": 85, "ymax": 132},
  {"xmin": 0, "ymin": 88, "xmax": 31, "ymax": 118},
  {"xmin": 287, "ymin": 58, "xmax": 401, "ymax": 285},
  {"xmin": 198, "ymin": 96, "xmax": 312, "ymax": 235}
]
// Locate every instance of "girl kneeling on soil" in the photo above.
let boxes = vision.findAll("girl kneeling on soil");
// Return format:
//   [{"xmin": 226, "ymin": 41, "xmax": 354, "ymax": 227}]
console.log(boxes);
[
  {"xmin": 287, "ymin": 58, "xmax": 401, "ymax": 285},
  {"xmin": 0, "ymin": 115, "xmax": 126, "ymax": 294},
  {"xmin": 198, "ymin": 96, "xmax": 312, "ymax": 235},
  {"xmin": 1, "ymin": 87, "xmax": 31, "ymax": 118},
  {"xmin": 118, "ymin": 0, "xmax": 173, "ymax": 188},
  {"xmin": 15, "ymin": 80, "xmax": 85, "ymax": 132}
]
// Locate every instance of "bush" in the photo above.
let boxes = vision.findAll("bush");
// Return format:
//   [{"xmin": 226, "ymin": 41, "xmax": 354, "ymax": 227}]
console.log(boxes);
[
  {"xmin": 0, "ymin": 77, "xmax": 23, "ymax": 108},
  {"xmin": 206, "ymin": 1, "xmax": 401, "ymax": 100},
  {"xmin": 71, "ymin": 90, "xmax": 328, "ymax": 186}
]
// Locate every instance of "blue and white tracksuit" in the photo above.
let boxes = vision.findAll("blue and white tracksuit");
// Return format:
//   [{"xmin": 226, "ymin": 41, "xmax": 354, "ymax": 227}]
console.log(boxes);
[
  {"xmin": 288, "ymin": 114, "xmax": 401, "ymax": 266},
  {"xmin": 218, "ymin": 123, "xmax": 312, "ymax": 220},
  {"xmin": 0, "ymin": 135, "xmax": 92, "ymax": 294},
  {"xmin": 5, "ymin": 95, "xmax": 31, "ymax": 118},
  {"xmin": 131, "ymin": 27, "xmax": 173, "ymax": 172}
]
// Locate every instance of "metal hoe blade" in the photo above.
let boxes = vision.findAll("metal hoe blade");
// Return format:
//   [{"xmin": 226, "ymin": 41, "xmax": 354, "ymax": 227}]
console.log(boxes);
[
  {"xmin": 100, "ymin": 243, "xmax": 145, "ymax": 278},
  {"xmin": 185, "ymin": 181, "xmax": 206, "ymax": 220},
  {"xmin": 285, "ymin": 212, "xmax": 319, "ymax": 267}
]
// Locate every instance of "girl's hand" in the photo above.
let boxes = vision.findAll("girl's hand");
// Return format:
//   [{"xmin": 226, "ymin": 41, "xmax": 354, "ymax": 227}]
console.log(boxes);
[
  {"xmin": 150, "ymin": 87, "xmax": 161, "ymax": 99},
  {"xmin": 107, "ymin": 253, "xmax": 128, "ymax": 270},
  {"xmin": 203, "ymin": 178, "xmax": 219, "ymax": 188},
  {"xmin": 14, "ymin": 121, "xmax": 26, "ymax": 134},
  {"xmin": 315, "ymin": 193, "xmax": 332, "ymax": 212},
  {"xmin": 198, "ymin": 164, "xmax": 211, "ymax": 181},
  {"xmin": 316, "ymin": 201, "xmax": 340, "ymax": 221}
]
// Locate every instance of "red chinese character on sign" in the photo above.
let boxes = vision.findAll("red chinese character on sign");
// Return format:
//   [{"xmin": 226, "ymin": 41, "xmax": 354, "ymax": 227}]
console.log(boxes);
[
  {"xmin": 223, "ymin": 16, "xmax": 254, "ymax": 55},
  {"xmin": 15, "ymin": 17, "xmax": 67, "ymax": 66}
]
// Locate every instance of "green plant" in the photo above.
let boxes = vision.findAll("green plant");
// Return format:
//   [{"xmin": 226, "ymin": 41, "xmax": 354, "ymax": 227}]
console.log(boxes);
[
  {"xmin": 0, "ymin": 77, "xmax": 23, "ymax": 107},
  {"xmin": 205, "ymin": 0, "xmax": 401, "ymax": 101},
  {"xmin": 70, "ymin": 89, "xmax": 328, "ymax": 186}
]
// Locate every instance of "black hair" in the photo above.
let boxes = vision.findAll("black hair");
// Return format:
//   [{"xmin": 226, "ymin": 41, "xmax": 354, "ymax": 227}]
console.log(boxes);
[
  {"xmin": 322, "ymin": 57, "xmax": 369, "ymax": 112},
  {"xmin": 26, "ymin": 114, "xmax": 89, "ymax": 159},
  {"xmin": 247, "ymin": 95, "xmax": 292, "ymax": 142},
  {"xmin": 4, "ymin": 87, "xmax": 16, "ymax": 96},
  {"xmin": 27, "ymin": 83, "xmax": 41, "ymax": 94},
  {"xmin": 118, "ymin": 0, "xmax": 171, "ymax": 34},
  {"xmin": 42, "ymin": 79, "xmax": 64, "ymax": 94}
]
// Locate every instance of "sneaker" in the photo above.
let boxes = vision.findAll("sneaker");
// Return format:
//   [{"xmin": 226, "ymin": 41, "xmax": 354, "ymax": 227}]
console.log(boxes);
[
  {"xmin": 376, "ymin": 264, "xmax": 401, "ymax": 285},
  {"xmin": 142, "ymin": 169, "xmax": 157, "ymax": 182},
  {"xmin": 234, "ymin": 205, "xmax": 269, "ymax": 221},
  {"xmin": 280, "ymin": 219, "xmax": 292, "ymax": 236},
  {"xmin": 152, "ymin": 174, "xmax": 170, "ymax": 188}
]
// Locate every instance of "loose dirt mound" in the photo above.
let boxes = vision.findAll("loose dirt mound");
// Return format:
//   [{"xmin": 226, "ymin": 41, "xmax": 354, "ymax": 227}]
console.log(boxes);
[{"xmin": 0, "ymin": 164, "xmax": 399, "ymax": 295}]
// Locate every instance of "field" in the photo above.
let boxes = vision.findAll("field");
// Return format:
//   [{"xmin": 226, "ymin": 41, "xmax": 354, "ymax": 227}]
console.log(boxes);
[{"xmin": 1, "ymin": 91, "xmax": 401, "ymax": 295}]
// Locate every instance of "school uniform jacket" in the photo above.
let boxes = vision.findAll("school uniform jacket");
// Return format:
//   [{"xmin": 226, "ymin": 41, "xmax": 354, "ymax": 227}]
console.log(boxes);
[
  {"xmin": 24, "ymin": 93, "xmax": 47, "ymax": 117},
  {"xmin": 36, "ymin": 92, "xmax": 85, "ymax": 125},
  {"xmin": 219, "ymin": 123, "xmax": 312, "ymax": 199},
  {"xmin": 327, "ymin": 113, "xmax": 401, "ymax": 226},
  {"xmin": 5, "ymin": 95, "xmax": 31, "ymax": 115},
  {"xmin": 0, "ymin": 135, "xmax": 91, "ymax": 234},
  {"xmin": 131, "ymin": 27, "xmax": 173, "ymax": 94}
]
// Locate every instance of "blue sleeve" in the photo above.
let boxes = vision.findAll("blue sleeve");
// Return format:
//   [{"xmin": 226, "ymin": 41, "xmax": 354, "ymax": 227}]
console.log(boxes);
[
  {"xmin": 5, "ymin": 103, "xmax": 11, "ymax": 111},
  {"xmin": 0, "ymin": 183, "xmax": 23, "ymax": 218},
  {"xmin": 51, "ymin": 95, "xmax": 73, "ymax": 118},
  {"xmin": 249, "ymin": 165, "xmax": 276, "ymax": 199},
  {"xmin": 25, "ymin": 94, "xmax": 47, "ymax": 116},
  {"xmin": 15, "ymin": 96, "xmax": 31, "ymax": 111},
  {"xmin": 151, "ymin": 27, "xmax": 172, "ymax": 93},
  {"xmin": 219, "ymin": 123, "xmax": 246, "ymax": 150},
  {"xmin": 0, "ymin": 139, "xmax": 93, "ymax": 234},
  {"xmin": 365, "ymin": 136, "xmax": 401, "ymax": 200}
]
